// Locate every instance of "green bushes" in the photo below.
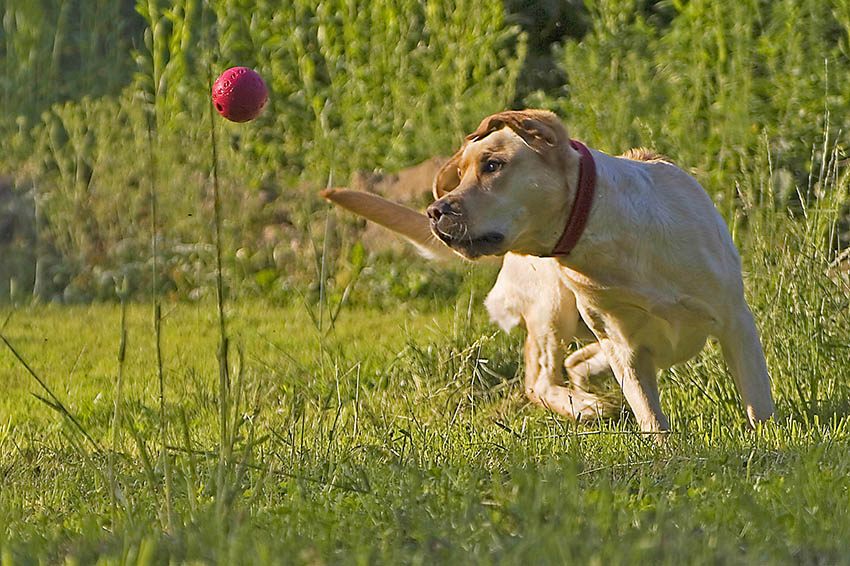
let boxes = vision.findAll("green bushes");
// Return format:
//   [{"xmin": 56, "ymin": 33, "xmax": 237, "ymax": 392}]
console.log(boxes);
[
  {"xmin": 541, "ymin": 0, "xmax": 850, "ymax": 212},
  {"xmin": 1, "ymin": 0, "xmax": 850, "ymax": 303},
  {"xmin": 128, "ymin": 0, "xmax": 526, "ymax": 178},
  {"xmin": 0, "ymin": 0, "xmax": 524, "ymax": 302},
  {"xmin": 228, "ymin": 0, "xmax": 526, "ymax": 175}
]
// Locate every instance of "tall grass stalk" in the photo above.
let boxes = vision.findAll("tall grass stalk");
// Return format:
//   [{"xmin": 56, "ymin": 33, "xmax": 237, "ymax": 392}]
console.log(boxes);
[
  {"xmin": 206, "ymin": 58, "xmax": 232, "ymax": 514},
  {"xmin": 144, "ymin": 88, "xmax": 174, "ymax": 531},
  {"xmin": 108, "ymin": 298, "xmax": 128, "ymax": 526}
]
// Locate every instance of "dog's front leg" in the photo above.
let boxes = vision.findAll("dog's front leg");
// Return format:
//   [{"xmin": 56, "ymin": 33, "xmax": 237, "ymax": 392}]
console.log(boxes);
[
  {"xmin": 717, "ymin": 304, "xmax": 775, "ymax": 426},
  {"xmin": 600, "ymin": 341, "xmax": 670, "ymax": 434}
]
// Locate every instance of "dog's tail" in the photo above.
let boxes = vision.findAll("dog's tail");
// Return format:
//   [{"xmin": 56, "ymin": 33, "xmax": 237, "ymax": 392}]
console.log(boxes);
[{"xmin": 320, "ymin": 188, "xmax": 462, "ymax": 262}]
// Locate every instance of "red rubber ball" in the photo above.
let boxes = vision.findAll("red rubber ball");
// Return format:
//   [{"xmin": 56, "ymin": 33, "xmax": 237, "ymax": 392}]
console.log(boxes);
[{"xmin": 212, "ymin": 67, "xmax": 268, "ymax": 123}]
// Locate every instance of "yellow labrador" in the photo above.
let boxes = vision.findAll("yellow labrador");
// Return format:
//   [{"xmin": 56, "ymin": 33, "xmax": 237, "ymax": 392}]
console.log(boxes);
[{"xmin": 322, "ymin": 110, "xmax": 774, "ymax": 433}]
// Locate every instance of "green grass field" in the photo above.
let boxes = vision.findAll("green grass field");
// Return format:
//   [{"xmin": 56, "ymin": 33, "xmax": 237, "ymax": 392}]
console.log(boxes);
[{"xmin": 1, "ymin": 244, "xmax": 850, "ymax": 564}]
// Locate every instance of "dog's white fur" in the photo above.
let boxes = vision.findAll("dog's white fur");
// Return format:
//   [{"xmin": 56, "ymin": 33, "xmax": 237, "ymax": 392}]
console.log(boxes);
[{"xmin": 322, "ymin": 110, "xmax": 775, "ymax": 433}]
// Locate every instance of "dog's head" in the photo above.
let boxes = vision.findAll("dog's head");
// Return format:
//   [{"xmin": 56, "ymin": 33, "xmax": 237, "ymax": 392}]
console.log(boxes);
[{"xmin": 427, "ymin": 110, "xmax": 581, "ymax": 259}]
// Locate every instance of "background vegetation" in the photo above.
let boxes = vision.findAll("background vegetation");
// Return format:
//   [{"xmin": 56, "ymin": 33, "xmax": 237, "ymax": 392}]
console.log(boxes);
[
  {"xmin": 2, "ymin": 0, "xmax": 849, "ymax": 303},
  {"xmin": 1, "ymin": 0, "xmax": 849, "ymax": 563}
]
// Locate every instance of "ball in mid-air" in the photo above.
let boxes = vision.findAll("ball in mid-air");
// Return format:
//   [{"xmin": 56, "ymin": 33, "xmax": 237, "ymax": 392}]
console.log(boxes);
[{"xmin": 212, "ymin": 67, "xmax": 268, "ymax": 122}]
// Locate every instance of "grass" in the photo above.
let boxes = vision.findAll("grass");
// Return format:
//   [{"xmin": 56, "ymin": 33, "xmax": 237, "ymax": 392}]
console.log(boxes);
[{"xmin": 1, "ymin": 251, "xmax": 849, "ymax": 564}]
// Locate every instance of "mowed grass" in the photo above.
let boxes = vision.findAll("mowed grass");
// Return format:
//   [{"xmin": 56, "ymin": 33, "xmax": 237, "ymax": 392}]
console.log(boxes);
[{"xmin": 1, "ymin": 241, "xmax": 850, "ymax": 565}]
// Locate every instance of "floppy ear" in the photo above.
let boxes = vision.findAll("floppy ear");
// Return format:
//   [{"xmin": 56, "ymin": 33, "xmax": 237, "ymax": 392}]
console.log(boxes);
[
  {"xmin": 433, "ymin": 150, "xmax": 463, "ymax": 199},
  {"xmin": 467, "ymin": 110, "xmax": 568, "ymax": 155},
  {"xmin": 514, "ymin": 117, "xmax": 561, "ymax": 149}
]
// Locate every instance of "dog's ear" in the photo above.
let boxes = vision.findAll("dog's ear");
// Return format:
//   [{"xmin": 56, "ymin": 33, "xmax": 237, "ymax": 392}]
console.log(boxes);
[
  {"xmin": 467, "ymin": 110, "xmax": 569, "ymax": 155},
  {"xmin": 512, "ymin": 116, "xmax": 562, "ymax": 149},
  {"xmin": 433, "ymin": 150, "xmax": 463, "ymax": 199}
]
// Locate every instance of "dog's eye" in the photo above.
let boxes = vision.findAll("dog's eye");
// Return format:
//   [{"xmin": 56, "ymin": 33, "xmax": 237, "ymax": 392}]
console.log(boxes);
[{"xmin": 481, "ymin": 159, "xmax": 503, "ymax": 174}]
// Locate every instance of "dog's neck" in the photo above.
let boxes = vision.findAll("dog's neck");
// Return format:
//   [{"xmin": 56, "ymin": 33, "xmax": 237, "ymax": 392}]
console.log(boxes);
[{"xmin": 549, "ymin": 140, "xmax": 596, "ymax": 257}]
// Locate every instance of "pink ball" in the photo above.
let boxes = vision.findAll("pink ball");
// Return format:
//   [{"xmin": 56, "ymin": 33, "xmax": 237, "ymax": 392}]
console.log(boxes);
[{"xmin": 211, "ymin": 67, "xmax": 268, "ymax": 123}]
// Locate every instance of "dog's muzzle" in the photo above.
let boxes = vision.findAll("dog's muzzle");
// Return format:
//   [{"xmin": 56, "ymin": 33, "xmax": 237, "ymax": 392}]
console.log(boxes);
[{"xmin": 427, "ymin": 199, "xmax": 504, "ymax": 258}]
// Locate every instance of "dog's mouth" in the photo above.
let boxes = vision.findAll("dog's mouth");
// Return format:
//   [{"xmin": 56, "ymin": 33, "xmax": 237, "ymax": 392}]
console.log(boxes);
[{"xmin": 431, "ymin": 223, "xmax": 505, "ymax": 258}]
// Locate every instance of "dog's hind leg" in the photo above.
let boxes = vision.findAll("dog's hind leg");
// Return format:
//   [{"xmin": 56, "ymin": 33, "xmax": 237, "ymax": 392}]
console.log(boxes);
[
  {"xmin": 717, "ymin": 303, "xmax": 775, "ymax": 426},
  {"xmin": 565, "ymin": 340, "xmax": 626, "ymax": 414},
  {"xmin": 566, "ymin": 340, "xmax": 615, "ymax": 390},
  {"xmin": 524, "ymin": 328, "xmax": 624, "ymax": 421}
]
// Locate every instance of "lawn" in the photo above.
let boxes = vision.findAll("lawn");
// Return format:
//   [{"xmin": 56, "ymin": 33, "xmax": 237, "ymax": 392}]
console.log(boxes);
[{"xmin": 1, "ymin": 279, "xmax": 849, "ymax": 564}]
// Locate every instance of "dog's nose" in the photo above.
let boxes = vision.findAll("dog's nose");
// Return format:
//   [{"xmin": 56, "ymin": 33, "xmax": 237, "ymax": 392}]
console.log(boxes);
[{"xmin": 427, "ymin": 200, "xmax": 455, "ymax": 222}]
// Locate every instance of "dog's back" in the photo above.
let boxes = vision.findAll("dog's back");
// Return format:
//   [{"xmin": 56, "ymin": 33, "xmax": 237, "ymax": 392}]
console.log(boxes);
[{"xmin": 620, "ymin": 147, "xmax": 672, "ymax": 164}]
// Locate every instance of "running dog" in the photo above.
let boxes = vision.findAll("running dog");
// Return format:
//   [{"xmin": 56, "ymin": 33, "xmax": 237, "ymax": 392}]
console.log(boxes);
[{"xmin": 322, "ymin": 110, "xmax": 775, "ymax": 433}]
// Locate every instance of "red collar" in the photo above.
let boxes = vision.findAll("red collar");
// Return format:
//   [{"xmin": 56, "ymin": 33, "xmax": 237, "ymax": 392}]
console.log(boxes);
[{"xmin": 550, "ymin": 139, "xmax": 596, "ymax": 256}]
